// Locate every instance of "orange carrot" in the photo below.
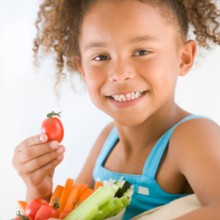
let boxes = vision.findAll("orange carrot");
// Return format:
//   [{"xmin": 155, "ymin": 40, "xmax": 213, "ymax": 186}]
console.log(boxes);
[
  {"xmin": 59, "ymin": 178, "xmax": 75, "ymax": 212},
  {"xmin": 94, "ymin": 181, "xmax": 103, "ymax": 191},
  {"xmin": 78, "ymin": 182, "xmax": 89, "ymax": 197},
  {"xmin": 64, "ymin": 185, "xmax": 80, "ymax": 211},
  {"xmin": 49, "ymin": 185, "xmax": 64, "ymax": 207},
  {"xmin": 78, "ymin": 188, "xmax": 94, "ymax": 205},
  {"xmin": 18, "ymin": 200, "xmax": 27, "ymax": 213}
]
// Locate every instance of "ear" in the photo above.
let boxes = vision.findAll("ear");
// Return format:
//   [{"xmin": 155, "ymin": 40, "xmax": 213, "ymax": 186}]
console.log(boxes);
[
  {"xmin": 179, "ymin": 40, "xmax": 197, "ymax": 76},
  {"xmin": 76, "ymin": 56, "xmax": 86, "ymax": 81}
]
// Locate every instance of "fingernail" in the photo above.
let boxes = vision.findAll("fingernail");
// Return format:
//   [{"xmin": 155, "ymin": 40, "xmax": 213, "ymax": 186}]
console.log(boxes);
[
  {"xmin": 57, "ymin": 147, "xmax": 64, "ymax": 154},
  {"xmin": 49, "ymin": 141, "xmax": 59, "ymax": 149},
  {"xmin": 39, "ymin": 134, "xmax": 47, "ymax": 142}
]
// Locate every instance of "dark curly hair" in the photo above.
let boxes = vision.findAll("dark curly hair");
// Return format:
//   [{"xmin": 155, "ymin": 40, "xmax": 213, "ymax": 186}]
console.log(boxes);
[{"xmin": 33, "ymin": 0, "xmax": 220, "ymax": 82}]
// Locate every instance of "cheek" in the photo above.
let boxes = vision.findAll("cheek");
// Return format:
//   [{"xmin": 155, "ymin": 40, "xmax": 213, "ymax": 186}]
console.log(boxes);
[
  {"xmin": 141, "ymin": 57, "xmax": 179, "ymax": 92},
  {"xmin": 82, "ymin": 66, "xmax": 106, "ymax": 104},
  {"xmin": 84, "ymin": 71, "xmax": 105, "ymax": 91},
  {"xmin": 82, "ymin": 63, "xmax": 102, "ymax": 86}
]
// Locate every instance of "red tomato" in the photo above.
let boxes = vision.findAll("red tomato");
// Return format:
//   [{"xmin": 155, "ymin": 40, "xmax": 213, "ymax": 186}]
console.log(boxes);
[
  {"xmin": 35, "ymin": 204, "xmax": 60, "ymax": 220},
  {"xmin": 41, "ymin": 111, "xmax": 64, "ymax": 143},
  {"xmin": 24, "ymin": 198, "xmax": 48, "ymax": 219}
]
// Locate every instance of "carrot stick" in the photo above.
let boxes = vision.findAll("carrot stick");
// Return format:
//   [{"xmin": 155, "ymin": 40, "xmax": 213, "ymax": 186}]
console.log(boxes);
[
  {"xmin": 18, "ymin": 200, "xmax": 27, "ymax": 213},
  {"xmin": 49, "ymin": 185, "xmax": 64, "ymax": 207},
  {"xmin": 64, "ymin": 185, "xmax": 80, "ymax": 211},
  {"xmin": 94, "ymin": 181, "xmax": 103, "ymax": 191},
  {"xmin": 78, "ymin": 182, "xmax": 89, "ymax": 197},
  {"xmin": 58, "ymin": 178, "xmax": 75, "ymax": 212},
  {"xmin": 78, "ymin": 188, "xmax": 94, "ymax": 205}
]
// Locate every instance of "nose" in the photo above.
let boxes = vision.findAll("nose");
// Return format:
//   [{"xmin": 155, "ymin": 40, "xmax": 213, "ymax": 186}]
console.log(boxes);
[{"xmin": 108, "ymin": 60, "xmax": 135, "ymax": 82}]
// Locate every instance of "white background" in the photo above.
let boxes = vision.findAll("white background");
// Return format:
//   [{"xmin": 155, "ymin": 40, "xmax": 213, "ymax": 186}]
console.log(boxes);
[{"xmin": 0, "ymin": 1, "xmax": 220, "ymax": 219}]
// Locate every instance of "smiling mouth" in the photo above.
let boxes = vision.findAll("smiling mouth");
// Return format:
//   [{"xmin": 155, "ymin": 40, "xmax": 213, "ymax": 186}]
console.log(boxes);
[{"xmin": 109, "ymin": 91, "xmax": 146, "ymax": 102}]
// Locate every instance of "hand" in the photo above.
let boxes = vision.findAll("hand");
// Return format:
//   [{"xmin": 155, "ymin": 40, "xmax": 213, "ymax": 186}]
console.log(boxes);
[{"xmin": 12, "ymin": 134, "xmax": 65, "ymax": 202}]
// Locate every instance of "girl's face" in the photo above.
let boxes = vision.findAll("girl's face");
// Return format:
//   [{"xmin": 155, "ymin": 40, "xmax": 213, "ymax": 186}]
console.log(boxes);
[{"xmin": 77, "ymin": 0, "xmax": 195, "ymax": 126}]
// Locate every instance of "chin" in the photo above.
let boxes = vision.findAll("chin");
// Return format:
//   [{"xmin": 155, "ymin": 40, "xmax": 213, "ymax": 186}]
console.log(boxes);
[{"xmin": 114, "ymin": 115, "xmax": 148, "ymax": 127}]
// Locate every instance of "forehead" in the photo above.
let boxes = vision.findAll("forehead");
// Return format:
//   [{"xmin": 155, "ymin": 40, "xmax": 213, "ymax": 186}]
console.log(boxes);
[
  {"xmin": 79, "ymin": 0, "xmax": 180, "ymax": 44},
  {"xmin": 82, "ymin": 0, "xmax": 170, "ymax": 27}
]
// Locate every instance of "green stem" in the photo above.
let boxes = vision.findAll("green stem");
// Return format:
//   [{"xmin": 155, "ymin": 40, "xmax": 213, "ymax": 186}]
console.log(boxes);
[{"xmin": 47, "ymin": 111, "xmax": 62, "ymax": 118}]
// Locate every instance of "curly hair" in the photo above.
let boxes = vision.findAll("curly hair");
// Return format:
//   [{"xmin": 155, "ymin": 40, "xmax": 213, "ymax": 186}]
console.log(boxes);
[{"xmin": 33, "ymin": 0, "xmax": 220, "ymax": 81}]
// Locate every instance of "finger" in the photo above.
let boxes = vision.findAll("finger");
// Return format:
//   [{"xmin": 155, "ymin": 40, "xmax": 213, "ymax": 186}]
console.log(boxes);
[
  {"xmin": 14, "ymin": 134, "xmax": 47, "ymax": 163},
  {"xmin": 16, "ymin": 134, "xmax": 48, "ymax": 152},
  {"xmin": 17, "ymin": 141, "xmax": 62, "ymax": 164},
  {"xmin": 18, "ymin": 145, "xmax": 65, "ymax": 174},
  {"xmin": 25, "ymin": 155, "xmax": 64, "ymax": 185}
]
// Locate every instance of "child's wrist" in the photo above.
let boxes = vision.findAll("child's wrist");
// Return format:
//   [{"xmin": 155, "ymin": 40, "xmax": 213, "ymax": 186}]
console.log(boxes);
[{"xmin": 26, "ymin": 185, "xmax": 52, "ymax": 203}]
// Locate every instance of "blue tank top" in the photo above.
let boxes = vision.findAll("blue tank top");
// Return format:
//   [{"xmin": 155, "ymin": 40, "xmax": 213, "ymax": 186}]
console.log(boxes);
[{"xmin": 93, "ymin": 115, "xmax": 202, "ymax": 219}]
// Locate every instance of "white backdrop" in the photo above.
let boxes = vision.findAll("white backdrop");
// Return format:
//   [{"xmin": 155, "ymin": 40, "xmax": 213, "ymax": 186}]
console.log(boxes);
[{"xmin": 0, "ymin": 1, "xmax": 220, "ymax": 219}]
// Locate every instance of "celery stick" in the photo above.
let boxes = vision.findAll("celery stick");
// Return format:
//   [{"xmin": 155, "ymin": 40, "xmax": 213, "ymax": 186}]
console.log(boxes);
[
  {"xmin": 64, "ymin": 203, "xmax": 99, "ymax": 220},
  {"xmin": 93, "ymin": 198, "xmax": 116, "ymax": 220},
  {"xmin": 119, "ymin": 196, "xmax": 130, "ymax": 207},
  {"xmin": 64, "ymin": 186, "xmax": 116, "ymax": 220},
  {"xmin": 92, "ymin": 210, "xmax": 104, "ymax": 220},
  {"xmin": 105, "ymin": 197, "xmax": 124, "ymax": 218}
]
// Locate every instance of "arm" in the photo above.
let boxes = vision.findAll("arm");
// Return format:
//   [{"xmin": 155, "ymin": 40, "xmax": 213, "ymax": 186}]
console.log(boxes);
[
  {"xmin": 75, "ymin": 122, "xmax": 114, "ymax": 188},
  {"xmin": 171, "ymin": 118, "xmax": 220, "ymax": 219}
]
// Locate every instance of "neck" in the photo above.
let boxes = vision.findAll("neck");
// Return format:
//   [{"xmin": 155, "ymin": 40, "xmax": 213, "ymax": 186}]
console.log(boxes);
[{"xmin": 115, "ymin": 105, "xmax": 188, "ymax": 157}]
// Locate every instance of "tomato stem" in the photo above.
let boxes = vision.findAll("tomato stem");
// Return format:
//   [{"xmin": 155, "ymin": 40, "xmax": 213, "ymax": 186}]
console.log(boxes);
[
  {"xmin": 16, "ymin": 211, "xmax": 30, "ymax": 220},
  {"xmin": 47, "ymin": 111, "xmax": 62, "ymax": 119},
  {"xmin": 52, "ymin": 197, "xmax": 60, "ymax": 209}
]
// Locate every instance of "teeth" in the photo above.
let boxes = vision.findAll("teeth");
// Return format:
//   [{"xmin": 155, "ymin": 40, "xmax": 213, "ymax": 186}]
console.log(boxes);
[{"xmin": 112, "ymin": 91, "xmax": 143, "ymax": 102}]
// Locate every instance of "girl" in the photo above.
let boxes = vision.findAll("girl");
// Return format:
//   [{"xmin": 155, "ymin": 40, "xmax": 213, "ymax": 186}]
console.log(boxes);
[{"xmin": 13, "ymin": 0, "xmax": 220, "ymax": 219}]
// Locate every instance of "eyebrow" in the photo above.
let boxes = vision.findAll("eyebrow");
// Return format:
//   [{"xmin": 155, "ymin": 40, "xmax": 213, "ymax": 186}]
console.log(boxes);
[
  {"xmin": 84, "ymin": 42, "xmax": 107, "ymax": 51},
  {"xmin": 84, "ymin": 35, "xmax": 159, "ymax": 51},
  {"xmin": 129, "ymin": 35, "xmax": 160, "ymax": 43}
]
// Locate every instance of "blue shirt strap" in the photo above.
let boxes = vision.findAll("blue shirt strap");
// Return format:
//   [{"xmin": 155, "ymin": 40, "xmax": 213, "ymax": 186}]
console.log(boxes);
[
  {"xmin": 143, "ymin": 115, "xmax": 203, "ymax": 177},
  {"xmin": 95, "ymin": 127, "xmax": 118, "ymax": 166}
]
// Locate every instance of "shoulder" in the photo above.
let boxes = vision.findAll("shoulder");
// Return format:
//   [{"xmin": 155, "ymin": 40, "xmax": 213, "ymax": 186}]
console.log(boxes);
[
  {"xmin": 171, "ymin": 117, "xmax": 220, "ymax": 149},
  {"xmin": 169, "ymin": 117, "xmax": 220, "ymax": 159},
  {"xmin": 94, "ymin": 121, "xmax": 115, "ymax": 150},
  {"xmin": 169, "ymin": 117, "xmax": 220, "ymax": 204},
  {"xmin": 75, "ymin": 121, "xmax": 115, "ymax": 186},
  {"xmin": 85, "ymin": 121, "xmax": 115, "ymax": 163},
  {"xmin": 86, "ymin": 120, "xmax": 115, "ymax": 159}
]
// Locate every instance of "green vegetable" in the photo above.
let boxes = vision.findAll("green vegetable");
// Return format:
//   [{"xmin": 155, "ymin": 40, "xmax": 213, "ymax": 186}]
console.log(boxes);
[
  {"xmin": 115, "ymin": 180, "xmax": 131, "ymax": 198},
  {"xmin": 93, "ymin": 198, "xmax": 116, "ymax": 220},
  {"xmin": 105, "ymin": 197, "xmax": 124, "ymax": 218},
  {"xmin": 119, "ymin": 196, "xmax": 130, "ymax": 207},
  {"xmin": 64, "ymin": 179, "xmax": 133, "ymax": 220},
  {"xmin": 64, "ymin": 186, "xmax": 117, "ymax": 220}
]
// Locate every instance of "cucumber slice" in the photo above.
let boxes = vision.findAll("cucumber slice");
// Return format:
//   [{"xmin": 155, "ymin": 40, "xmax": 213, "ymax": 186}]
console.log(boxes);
[{"xmin": 115, "ymin": 180, "xmax": 131, "ymax": 198}]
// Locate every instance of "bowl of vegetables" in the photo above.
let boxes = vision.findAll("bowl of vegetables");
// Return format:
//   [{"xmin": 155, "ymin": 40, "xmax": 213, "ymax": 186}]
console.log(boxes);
[
  {"xmin": 64, "ymin": 178, "xmax": 133, "ymax": 219},
  {"xmin": 15, "ymin": 178, "xmax": 133, "ymax": 220}
]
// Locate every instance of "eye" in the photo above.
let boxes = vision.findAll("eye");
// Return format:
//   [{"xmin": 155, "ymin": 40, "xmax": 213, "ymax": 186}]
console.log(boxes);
[
  {"xmin": 92, "ymin": 55, "xmax": 109, "ymax": 61},
  {"xmin": 134, "ymin": 49, "xmax": 151, "ymax": 56}
]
